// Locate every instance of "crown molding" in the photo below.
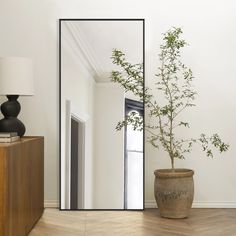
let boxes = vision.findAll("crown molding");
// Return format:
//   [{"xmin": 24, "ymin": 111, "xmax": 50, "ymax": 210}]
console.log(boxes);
[
  {"xmin": 61, "ymin": 23, "xmax": 94, "ymax": 81},
  {"xmin": 62, "ymin": 21, "xmax": 105, "ymax": 81}
]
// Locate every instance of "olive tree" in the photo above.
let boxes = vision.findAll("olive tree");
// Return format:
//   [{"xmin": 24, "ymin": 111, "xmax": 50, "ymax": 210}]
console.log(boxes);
[{"xmin": 111, "ymin": 27, "xmax": 229, "ymax": 169}]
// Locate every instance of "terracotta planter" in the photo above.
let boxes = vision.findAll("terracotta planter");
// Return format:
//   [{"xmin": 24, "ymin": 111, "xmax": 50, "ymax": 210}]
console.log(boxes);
[{"xmin": 154, "ymin": 168, "xmax": 194, "ymax": 218}]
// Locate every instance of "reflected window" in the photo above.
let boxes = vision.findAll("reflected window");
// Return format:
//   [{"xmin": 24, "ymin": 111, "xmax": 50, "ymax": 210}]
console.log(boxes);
[{"xmin": 125, "ymin": 99, "xmax": 143, "ymax": 209}]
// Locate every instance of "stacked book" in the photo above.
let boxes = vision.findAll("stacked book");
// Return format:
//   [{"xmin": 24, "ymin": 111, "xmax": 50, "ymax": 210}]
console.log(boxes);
[{"xmin": 0, "ymin": 132, "xmax": 20, "ymax": 143}]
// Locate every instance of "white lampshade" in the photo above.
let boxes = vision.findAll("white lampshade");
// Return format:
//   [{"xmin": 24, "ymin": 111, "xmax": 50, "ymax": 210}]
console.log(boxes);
[{"xmin": 0, "ymin": 57, "xmax": 34, "ymax": 96}]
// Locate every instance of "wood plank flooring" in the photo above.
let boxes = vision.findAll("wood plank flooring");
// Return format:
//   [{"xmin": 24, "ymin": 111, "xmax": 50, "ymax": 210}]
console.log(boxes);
[{"xmin": 29, "ymin": 208, "xmax": 236, "ymax": 236}]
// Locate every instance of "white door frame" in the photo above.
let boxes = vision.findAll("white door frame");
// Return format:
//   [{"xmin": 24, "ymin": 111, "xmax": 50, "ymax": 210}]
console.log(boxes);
[{"xmin": 65, "ymin": 99, "xmax": 89, "ymax": 209}]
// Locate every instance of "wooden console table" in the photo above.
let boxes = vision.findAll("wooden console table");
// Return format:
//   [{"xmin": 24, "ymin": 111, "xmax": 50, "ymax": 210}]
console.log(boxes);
[{"xmin": 0, "ymin": 137, "xmax": 44, "ymax": 236}]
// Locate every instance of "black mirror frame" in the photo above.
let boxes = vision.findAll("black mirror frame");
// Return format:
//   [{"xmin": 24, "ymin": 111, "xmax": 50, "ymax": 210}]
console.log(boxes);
[{"xmin": 59, "ymin": 18, "xmax": 145, "ymax": 211}]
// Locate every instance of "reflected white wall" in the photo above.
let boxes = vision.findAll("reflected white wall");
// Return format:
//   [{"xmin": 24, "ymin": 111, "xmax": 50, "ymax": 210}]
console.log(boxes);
[
  {"xmin": 93, "ymin": 83, "xmax": 125, "ymax": 209},
  {"xmin": 61, "ymin": 25, "xmax": 126, "ymax": 209},
  {"xmin": 61, "ymin": 24, "xmax": 95, "ymax": 208}
]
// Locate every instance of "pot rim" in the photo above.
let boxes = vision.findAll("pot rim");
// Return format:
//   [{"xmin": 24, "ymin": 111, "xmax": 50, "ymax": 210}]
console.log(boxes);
[{"xmin": 154, "ymin": 168, "xmax": 194, "ymax": 178}]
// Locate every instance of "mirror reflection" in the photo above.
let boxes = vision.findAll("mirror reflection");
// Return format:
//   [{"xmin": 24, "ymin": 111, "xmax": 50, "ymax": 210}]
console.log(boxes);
[{"xmin": 60, "ymin": 19, "xmax": 144, "ymax": 209}]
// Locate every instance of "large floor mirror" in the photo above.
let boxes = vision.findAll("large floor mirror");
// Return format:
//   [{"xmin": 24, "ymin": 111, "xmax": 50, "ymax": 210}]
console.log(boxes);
[{"xmin": 59, "ymin": 19, "xmax": 144, "ymax": 210}]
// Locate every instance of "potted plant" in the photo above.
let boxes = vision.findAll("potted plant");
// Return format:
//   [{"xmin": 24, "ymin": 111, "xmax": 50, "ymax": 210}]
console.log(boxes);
[{"xmin": 110, "ymin": 27, "xmax": 229, "ymax": 218}]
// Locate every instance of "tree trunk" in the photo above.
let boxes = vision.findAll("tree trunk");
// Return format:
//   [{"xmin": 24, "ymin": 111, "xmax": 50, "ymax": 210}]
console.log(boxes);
[{"xmin": 171, "ymin": 157, "xmax": 174, "ymax": 170}]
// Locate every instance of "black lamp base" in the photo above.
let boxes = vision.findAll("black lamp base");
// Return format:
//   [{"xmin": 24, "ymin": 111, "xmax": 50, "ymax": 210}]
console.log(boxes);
[{"xmin": 0, "ymin": 95, "xmax": 25, "ymax": 137}]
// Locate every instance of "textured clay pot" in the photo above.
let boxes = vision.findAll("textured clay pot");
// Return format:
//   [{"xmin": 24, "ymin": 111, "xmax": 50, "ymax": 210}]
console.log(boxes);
[{"xmin": 154, "ymin": 168, "xmax": 194, "ymax": 218}]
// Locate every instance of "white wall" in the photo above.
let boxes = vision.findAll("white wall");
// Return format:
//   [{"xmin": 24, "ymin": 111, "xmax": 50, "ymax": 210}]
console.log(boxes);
[
  {"xmin": 144, "ymin": 0, "xmax": 236, "ymax": 208},
  {"xmin": 93, "ymin": 83, "xmax": 124, "ymax": 209},
  {"xmin": 1, "ymin": 0, "xmax": 236, "ymax": 208}
]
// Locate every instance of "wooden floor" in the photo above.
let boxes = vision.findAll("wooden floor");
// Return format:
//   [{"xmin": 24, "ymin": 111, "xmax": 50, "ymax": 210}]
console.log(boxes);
[{"xmin": 29, "ymin": 208, "xmax": 236, "ymax": 236}]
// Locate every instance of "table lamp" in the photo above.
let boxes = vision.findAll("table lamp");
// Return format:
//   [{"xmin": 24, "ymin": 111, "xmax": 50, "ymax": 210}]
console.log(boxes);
[{"xmin": 0, "ymin": 57, "xmax": 34, "ymax": 137}]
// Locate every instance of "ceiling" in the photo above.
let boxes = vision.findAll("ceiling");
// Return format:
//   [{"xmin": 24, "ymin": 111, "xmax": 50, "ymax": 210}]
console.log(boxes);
[{"xmin": 65, "ymin": 20, "xmax": 143, "ymax": 82}]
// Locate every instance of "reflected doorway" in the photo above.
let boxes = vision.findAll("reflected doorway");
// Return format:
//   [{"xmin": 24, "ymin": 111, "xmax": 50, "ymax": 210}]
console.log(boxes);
[{"xmin": 70, "ymin": 116, "xmax": 85, "ymax": 209}]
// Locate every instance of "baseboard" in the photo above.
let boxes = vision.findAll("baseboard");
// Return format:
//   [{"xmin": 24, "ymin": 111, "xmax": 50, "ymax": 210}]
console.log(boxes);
[
  {"xmin": 145, "ymin": 200, "xmax": 157, "ymax": 208},
  {"xmin": 145, "ymin": 200, "xmax": 236, "ymax": 208},
  {"xmin": 192, "ymin": 201, "xmax": 236, "ymax": 208},
  {"xmin": 44, "ymin": 200, "xmax": 59, "ymax": 208},
  {"xmin": 44, "ymin": 200, "xmax": 236, "ymax": 209}
]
